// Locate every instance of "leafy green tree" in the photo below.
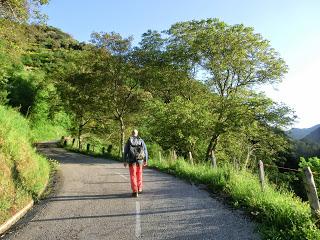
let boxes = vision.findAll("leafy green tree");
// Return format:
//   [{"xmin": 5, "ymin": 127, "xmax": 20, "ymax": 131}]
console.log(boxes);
[
  {"xmin": 0, "ymin": 19, "xmax": 26, "ymax": 104},
  {"xmin": 132, "ymin": 30, "xmax": 193, "ymax": 103},
  {"xmin": 0, "ymin": 0, "xmax": 49, "ymax": 22},
  {"xmin": 7, "ymin": 70, "xmax": 41, "ymax": 115},
  {"xmin": 90, "ymin": 32, "xmax": 144, "ymax": 157},
  {"xmin": 166, "ymin": 18, "xmax": 290, "ymax": 159},
  {"xmin": 0, "ymin": 22, "xmax": 77, "ymax": 117},
  {"xmin": 211, "ymin": 91, "xmax": 294, "ymax": 166},
  {"xmin": 54, "ymin": 48, "xmax": 103, "ymax": 149},
  {"xmin": 144, "ymin": 91, "xmax": 214, "ymax": 160}
]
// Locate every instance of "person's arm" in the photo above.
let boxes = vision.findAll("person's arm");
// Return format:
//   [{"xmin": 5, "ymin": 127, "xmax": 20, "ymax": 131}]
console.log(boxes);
[{"xmin": 141, "ymin": 140, "xmax": 148, "ymax": 164}]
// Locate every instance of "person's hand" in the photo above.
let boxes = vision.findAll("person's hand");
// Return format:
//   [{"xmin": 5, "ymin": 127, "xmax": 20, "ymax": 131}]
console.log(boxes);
[
  {"xmin": 124, "ymin": 162, "xmax": 127, "ymax": 168},
  {"xmin": 143, "ymin": 160, "xmax": 147, "ymax": 167}
]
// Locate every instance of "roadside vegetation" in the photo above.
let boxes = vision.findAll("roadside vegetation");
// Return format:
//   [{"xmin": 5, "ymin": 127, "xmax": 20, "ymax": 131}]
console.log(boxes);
[
  {"xmin": 63, "ymin": 141, "xmax": 320, "ymax": 239},
  {"xmin": 0, "ymin": 106, "xmax": 50, "ymax": 224},
  {"xmin": 149, "ymin": 157, "xmax": 320, "ymax": 239}
]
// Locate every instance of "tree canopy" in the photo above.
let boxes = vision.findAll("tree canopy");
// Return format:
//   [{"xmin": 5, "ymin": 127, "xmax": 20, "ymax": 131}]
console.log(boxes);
[
  {"xmin": 0, "ymin": 0, "xmax": 49, "ymax": 22},
  {"xmin": 0, "ymin": 16, "xmax": 297, "ymax": 170}
]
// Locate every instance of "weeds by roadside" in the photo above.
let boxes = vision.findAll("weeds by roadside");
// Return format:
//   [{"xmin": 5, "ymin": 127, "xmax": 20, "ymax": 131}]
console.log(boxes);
[
  {"xmin": 0, "ymin": 106, "xmax": 51, "ymax": 225},
  {"xmin": 62, "ymin": 142, "xmax": 320, "ymax": 240}
]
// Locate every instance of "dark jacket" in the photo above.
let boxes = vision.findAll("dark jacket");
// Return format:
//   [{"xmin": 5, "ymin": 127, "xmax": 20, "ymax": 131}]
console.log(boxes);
[{"xmin": 124, "ymin": 136, "xmax": 148, "ymax": 164}]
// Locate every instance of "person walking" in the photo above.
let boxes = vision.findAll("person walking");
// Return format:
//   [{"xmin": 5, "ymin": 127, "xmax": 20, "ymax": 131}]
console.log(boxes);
[{"xmin": 124, "ymin": 129, "xmax": 148, "ymax": 197}]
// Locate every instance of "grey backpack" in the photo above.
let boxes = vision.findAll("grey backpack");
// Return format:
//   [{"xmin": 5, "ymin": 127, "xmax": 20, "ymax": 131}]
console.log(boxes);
[{"xmin": 128, "ymin": 137, "xmax": 145, "ymax": 161}]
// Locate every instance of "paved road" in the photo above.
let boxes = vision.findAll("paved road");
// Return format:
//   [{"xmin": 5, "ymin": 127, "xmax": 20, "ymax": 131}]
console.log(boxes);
[{"xmin": 4, "ymin": 144, "xmax": 259, "ymax": 240}]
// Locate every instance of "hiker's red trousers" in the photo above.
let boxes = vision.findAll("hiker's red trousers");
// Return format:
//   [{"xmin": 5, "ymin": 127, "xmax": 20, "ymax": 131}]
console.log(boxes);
[{"xmin": 129, "ymin": 163, "xmax": 143, "ymax": 193}]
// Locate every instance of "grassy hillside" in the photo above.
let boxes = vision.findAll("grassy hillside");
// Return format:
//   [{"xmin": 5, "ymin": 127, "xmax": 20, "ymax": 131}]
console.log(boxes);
[{"xmin": 0, "ymin": 106, "xmax": 50, "ymax": 224}]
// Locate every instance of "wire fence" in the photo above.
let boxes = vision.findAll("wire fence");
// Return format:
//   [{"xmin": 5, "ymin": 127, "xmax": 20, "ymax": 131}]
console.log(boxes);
[
  {"xmin": 61, "ymin": 136, "xmax": 320, "ymax": 220},
  {"xmin": 258, "ymin": 160, "xmax": 320, "ymax": 219},
  {"xmin": 263, "ymin": 163, "xmax": 320, "ymax": 175}
]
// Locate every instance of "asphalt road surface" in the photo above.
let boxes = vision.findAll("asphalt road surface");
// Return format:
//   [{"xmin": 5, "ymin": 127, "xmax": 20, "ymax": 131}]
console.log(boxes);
[{"xmin": 3, "ymin": 143, "xmax": 260, "ymax": 240}]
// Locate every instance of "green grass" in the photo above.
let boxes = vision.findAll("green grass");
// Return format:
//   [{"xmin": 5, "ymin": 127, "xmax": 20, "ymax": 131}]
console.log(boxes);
[
  {"xmin": 0, "ymin": 106, "xmax": 51, "ymax": 224},
  {"xmin": 30, "ymin": 120, "xmax": 68, "ymax": 142},
  {"xmin": 63, "ymin": 141, "xmax": 320, "ymax": 239},
  {"xmin": 148, "ymin": 157, "xmax": 320, "ymax": 240}
]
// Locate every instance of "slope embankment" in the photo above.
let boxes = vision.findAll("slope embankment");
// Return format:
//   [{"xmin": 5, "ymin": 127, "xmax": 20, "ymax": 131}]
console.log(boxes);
[{"xmin": 0, "ymin": 106, "xmax": 50, "ymax": 226}]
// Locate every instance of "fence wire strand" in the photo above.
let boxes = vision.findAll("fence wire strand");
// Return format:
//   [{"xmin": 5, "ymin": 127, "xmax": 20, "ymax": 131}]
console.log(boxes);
[{"xmin": 263, "ymin": 163, "xmax": 320, "ymax": 175}]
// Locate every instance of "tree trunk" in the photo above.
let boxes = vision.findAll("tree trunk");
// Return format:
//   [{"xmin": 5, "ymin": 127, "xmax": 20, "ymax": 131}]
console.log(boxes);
[
  {"xmin": 206, "ymin": 134, "xmax": 220, "ymax": 160},
  {"xmin": 119, "ymin": 116, "xmax": 125, "ymax": 159},
  {"xmin": 243, "ymin": 146, "xmax": 252, "ymax": 170},
  {"xmin": 78, "ymin": 124, "xmax": 82, "ymax": 150}
]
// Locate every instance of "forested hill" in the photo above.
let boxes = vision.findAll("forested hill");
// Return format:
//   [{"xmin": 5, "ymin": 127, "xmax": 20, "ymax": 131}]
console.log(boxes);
[
  {"xmin": 287, "ymin": 124, "xmax": 320, "ymax": 140},
  {"xmin": 1, "ymin": 20, "xmax": 84, "ymax": 140},
  {"xmin": 286, "ymin": 125, "xmax": 320, "ymax": 159},
  {"xmin": 302, "ymin": 126, "xmax": 320, "ymax": 144}
]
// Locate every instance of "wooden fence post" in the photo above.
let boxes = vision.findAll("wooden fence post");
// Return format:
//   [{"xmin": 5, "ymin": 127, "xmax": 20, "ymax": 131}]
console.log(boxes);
[
  {"xmin": 159, "ymin": 151, "xmax": 162, "ymax": 162},
  {"xmin": 233, "ymin": 157, "xmax": 238, "ymax": 170},
  {"xmin": 63, "ymin": 139, "xmax": 67, "ymax": 147},
  {"xmin": 173, "ymin": 149, "xmax": 177, "ymax": 161},
  {"xmin": 72, "ymin": 138, "xmax": 75, "ymax": 147},
  {"xmin": 258, "ymin": 160, "xmax": 265, "ymax": 191},
  {"xmin": 86, "ymin": 143, "xmax": 90, "ymax": 152},
  {"xmin": 107, "ymin": 145, "xmax": 112, "ymax": 154},
  {"xmin": 304, "ymin": 167, "xmax": 320, "ymax": 219},
  {"xmin": 211, "ymin": 150, "xmax": 217, "ymax": 168},
  {"xmin": 60, "ymin": 136, "xmax": 64, "ymax": 146},
  {"xmin": 188, "ymin": 151, "xmax": 194, "ymax": 165},
  {"xmin": 102, "ymin": 147, "xmax": 105, "ymax": 155}
]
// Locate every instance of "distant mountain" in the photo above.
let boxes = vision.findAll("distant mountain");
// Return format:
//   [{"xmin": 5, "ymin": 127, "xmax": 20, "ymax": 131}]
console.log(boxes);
[
  {"xmin": 302, "ymin": 127, "xmax": 320, "ymax": 144},
  {"xmin": 287, "ymin": 124, "xmax": 320, "ymax": 140}
]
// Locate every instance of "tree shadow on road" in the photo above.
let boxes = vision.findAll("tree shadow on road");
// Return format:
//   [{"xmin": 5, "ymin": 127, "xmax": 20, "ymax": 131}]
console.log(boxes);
[
  {"xmin": 37, "ymin": 146, "xmax": 120, "ymax": 164},
  {"xmin": 47, "ymin": 193, "xmax": 131, "ymax": 202}
]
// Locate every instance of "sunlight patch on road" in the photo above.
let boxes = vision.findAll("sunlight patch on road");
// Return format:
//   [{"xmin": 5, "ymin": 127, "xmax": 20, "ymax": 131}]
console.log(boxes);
[
  {"xmin": 135, "ymin": 201, "xmax": 141, "ymax": 238},
  {"xmin": 115, "ymin": 172, "xmax": 129, "ymax": 180}
]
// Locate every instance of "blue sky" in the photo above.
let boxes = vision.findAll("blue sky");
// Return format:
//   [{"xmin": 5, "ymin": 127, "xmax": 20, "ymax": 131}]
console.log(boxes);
[{"xmin": 42, "ymin": 0, "xmax": 320, "ymax": 128}]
